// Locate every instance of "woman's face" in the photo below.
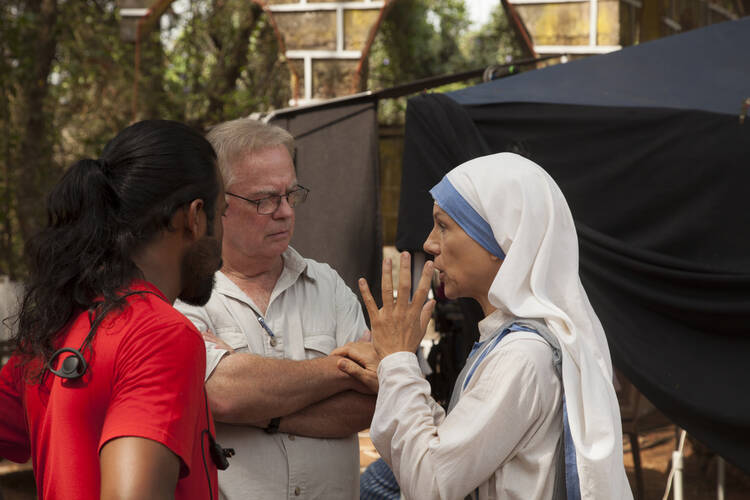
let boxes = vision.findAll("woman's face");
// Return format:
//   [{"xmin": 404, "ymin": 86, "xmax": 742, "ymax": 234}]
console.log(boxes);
[{"xmin": 422, "ymin": 204, "xmax": 502, "ymax": 303}]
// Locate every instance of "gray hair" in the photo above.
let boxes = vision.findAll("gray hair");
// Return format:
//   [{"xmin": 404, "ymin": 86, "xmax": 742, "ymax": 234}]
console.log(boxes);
[{"xmin": 206, "ymin": 118, "xmax": 295, "ymax": 188}]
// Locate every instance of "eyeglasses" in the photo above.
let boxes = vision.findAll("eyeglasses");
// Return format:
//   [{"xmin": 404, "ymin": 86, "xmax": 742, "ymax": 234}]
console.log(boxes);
[{"xmin": 226, "ymin": 185, "xmax": 309, "ymax": 215}]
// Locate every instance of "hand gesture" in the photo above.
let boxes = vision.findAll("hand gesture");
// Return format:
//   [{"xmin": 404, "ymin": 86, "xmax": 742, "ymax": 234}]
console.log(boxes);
[
  {"xmin": 359, "ymin": 252, "xmax": 435, "ymax": 360},
  {"xmin": 332, "ymin": 341, "xmax": 380, "ymax": 393}
]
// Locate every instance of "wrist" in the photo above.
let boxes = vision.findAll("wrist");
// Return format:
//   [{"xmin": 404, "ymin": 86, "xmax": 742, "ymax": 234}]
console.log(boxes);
[{"xmin": 375, "ymin": 345, "xmax": 414, "ymax": 359}]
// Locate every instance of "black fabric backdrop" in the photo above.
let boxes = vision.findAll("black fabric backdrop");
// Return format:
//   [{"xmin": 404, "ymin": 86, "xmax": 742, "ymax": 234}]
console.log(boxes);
[
  {"xmin": 270, "ymin": 101, "xmax": 382, "ymax": 302},
  {"xmin": 395, "ymin": 20, "xmax": 750, "ymax": 472}
]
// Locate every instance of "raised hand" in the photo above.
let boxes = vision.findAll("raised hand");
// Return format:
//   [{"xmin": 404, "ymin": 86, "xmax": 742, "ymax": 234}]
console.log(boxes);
[{"xmin": 359, "ymin": 252, "xmax": 435, "ymax": 360}]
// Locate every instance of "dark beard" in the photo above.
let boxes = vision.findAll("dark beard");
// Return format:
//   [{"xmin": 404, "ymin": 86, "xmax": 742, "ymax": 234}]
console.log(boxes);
[{"xmin": 179, "ymin": 236, "xmax": 222, "ymax": 306}]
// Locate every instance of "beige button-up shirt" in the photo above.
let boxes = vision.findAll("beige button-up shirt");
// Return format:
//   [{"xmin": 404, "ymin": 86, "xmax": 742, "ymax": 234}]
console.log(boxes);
[
  {"xmin": 176, "ymin": 247, "xmax": 367, "ymax": 500},
  {"xmin": 370, "ymin": 310, "xmax": 563, "ymax": 500}
]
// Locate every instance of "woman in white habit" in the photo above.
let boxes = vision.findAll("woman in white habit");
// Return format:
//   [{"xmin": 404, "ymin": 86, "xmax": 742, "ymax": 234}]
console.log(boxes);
[{"xmin": 335, "ymin": 153, "xmax": 633, "ymax": 500}]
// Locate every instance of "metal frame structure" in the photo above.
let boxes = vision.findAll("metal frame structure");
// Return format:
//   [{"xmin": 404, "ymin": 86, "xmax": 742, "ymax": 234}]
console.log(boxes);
[{"xmin": 263, "ymin": 1, "xmax": 388, "ymax": 104}]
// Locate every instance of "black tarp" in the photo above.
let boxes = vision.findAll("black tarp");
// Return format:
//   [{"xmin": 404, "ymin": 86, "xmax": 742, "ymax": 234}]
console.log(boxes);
[
  {"xmin": 269, "ymin": 100, "xmax": 382, "ymax": 301},
  {"xmin": 396, "ymin": 18, "xmax": 750, "ymax": 473}
]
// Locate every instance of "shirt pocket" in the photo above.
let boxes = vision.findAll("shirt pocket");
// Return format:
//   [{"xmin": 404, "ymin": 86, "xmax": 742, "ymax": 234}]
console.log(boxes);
[
  {"xmin": 303, "ymin": 334, "xmax": 337, "ymax": 360},
  {"xmin": 213, "ymin": 326, "xmax": 250, "ymax": 353}
]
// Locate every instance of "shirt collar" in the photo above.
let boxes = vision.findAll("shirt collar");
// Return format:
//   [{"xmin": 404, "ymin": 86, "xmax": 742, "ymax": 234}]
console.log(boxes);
[
  {"xmin": 212, "ymin": 246, "xmax": 314, "ymax": 309},
  {"xmin": 280, "ymin": 246, "xmax": 315, "ymax": 281},
  {"xmin": 477, "ymin": 308, "xmax": 514, "ymax": 342}
]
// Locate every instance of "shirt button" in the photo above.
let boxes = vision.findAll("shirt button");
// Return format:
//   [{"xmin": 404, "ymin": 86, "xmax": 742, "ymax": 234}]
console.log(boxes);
[
  {"xmin": 270, "ymin": 337, "xmax": 278, "ymax": 347},
  {"xmin": 294, "ymin": 486, "xmax": 301, "ymax": 496},
  {"xmin": 288, "ymin": 434, "xmax": 295, "ymax": 441}
]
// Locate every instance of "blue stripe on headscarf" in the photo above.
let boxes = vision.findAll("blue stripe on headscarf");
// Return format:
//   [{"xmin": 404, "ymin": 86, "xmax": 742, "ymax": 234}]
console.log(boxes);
[{"xmin": 430, "ymin": 177, "xmax": 505, "ymax": 259}]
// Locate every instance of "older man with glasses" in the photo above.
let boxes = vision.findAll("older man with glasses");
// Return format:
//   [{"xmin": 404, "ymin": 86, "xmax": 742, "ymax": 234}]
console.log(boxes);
[{"xmin": 175, "ymin": 118, "xmax": 374, "ymax": 500}]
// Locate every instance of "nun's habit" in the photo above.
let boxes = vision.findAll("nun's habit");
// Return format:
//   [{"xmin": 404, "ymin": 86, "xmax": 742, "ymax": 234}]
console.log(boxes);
[{"xmin": 370, "ymin": 153, "xmax": 632, "ymax": 500}]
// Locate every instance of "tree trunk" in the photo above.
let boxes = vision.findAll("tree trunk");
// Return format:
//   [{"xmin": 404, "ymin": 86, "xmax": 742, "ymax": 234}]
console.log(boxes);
[
  {"xmin": 139, "ymin": 27, "xmax": 168, "ymax": 119},
  {"xmin": 202, "ymin": 2, "xmax": 262, "ymax": 126},
  {"xmin": 15, "ymin": 0, "xmax": 60, "ymax": 246}
]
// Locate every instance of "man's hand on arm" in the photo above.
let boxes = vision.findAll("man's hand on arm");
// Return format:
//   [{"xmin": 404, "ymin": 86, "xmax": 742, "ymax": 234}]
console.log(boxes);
[
  {"xmin": 202, "ymin": 329, "xmax": 233, "ymax": 352},
  {"xmin": 99, "ymin": 437, "xmax": 179, "ymax": 500}
]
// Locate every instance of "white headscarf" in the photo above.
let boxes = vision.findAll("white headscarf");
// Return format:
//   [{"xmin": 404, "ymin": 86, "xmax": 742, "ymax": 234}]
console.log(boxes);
[{"xmin": 433, "ymin": 152, "xmax": 632, "ymax": 500}]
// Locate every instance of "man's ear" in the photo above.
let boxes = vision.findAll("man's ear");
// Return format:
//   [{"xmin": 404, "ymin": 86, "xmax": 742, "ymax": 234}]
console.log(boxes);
[{"xmin": 184, "ymin": 198, "xmax": 206, "ymax": 241}]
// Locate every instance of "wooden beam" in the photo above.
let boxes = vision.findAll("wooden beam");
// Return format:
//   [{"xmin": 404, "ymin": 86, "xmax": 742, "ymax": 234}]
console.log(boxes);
[{"xmin": 639, "ymin": 0, "xmax": 663, "ymax": 42}]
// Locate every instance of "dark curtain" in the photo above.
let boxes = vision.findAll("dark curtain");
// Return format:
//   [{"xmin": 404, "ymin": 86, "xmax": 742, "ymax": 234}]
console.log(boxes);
[
  {"xmin": 396, "ymin": 92, "xmax": 750, "ymax": 473},
  {"xmin": 270, "ymin": 101, "xmax": 382, "ymax": 303}
]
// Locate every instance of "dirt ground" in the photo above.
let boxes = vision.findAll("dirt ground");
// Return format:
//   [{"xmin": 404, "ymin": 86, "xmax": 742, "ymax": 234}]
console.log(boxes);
[
  {"xmin": 361, "ymin": 426, "xmax": 750, "ymax": 500},
  {"xmin": 2, "ymin": 427, "xmax": 748, "ymax": 499},
  {"xmin": 620, "ymin": 427, "xmax": 750, "ymax": 500}
]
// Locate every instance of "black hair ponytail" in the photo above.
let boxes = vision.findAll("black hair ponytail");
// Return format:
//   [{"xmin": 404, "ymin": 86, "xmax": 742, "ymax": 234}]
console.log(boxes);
[{"xmin": 13, "ymin": 120, "xmax": 219, "ymax": 372}]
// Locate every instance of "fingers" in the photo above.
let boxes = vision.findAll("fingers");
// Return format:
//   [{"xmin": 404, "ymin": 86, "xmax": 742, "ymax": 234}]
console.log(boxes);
[
  {"xmin": 420, "ymin": 299, "xmax": 436, "ymax": 333},
  {"xmin": 396, "ymin": 252, "xmax": 412, "ymax": 307},
  {"xmin": 411, "ymin": 260, "xmax": 434, "ymax": 309},
  {"xmin": 358, "ymin": 277, "xmax": 380, "ymax": 324},
  {"xmin": 332, "ymin": 342, "xmax": 380, "ymax": 370},
  {"xmin": 337, "ymin": 358, "xmax": 379, "ymax": 394},
  {"xmin": 330, "ymin": 345, "xmax": 348, "ymax": 357},
  {"xmin": 380, "ymin": 257, "xmax": 394, "ymax": 313},
  {"xmin": 202, "ymin": 330, "xmax": 234, "ymax": 352},
  {"xmin": 337, "ymin": 358, "xmax": 361, "ymax": 376}
]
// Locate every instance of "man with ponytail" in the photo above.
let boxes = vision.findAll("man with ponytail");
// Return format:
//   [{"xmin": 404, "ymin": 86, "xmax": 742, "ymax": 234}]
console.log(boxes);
[{"xmin": 0, "ymin": 120, "xmax": 227, "ymax": 499}]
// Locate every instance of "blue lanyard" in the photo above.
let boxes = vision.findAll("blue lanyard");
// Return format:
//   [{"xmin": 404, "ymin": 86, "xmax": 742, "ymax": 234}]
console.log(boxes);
[{"xmin": 255, "ymin": 315, "xmax": 276, "ymax": 339}]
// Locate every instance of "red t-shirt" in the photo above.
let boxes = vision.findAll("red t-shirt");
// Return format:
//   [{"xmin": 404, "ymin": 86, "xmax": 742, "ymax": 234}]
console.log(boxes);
[{"xmin": 0, "ymin": 280, "xmax": 218, "ymax": 499}]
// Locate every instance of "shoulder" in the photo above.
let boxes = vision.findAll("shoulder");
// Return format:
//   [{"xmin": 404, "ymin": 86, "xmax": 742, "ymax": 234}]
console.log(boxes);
[
  {"xmin": 501, "ymin": 333, "xmax": 556, "ymax": 364},
  {"xmin": 466, "ymin": 333, "xmax": 562, "ymax": 420},
  {"xmin": 117, "ymin": 292, "xmax": 203, "ymax": 348},
  {"xmin": 287, "ymin": 247, "xmax": 348, "ymax": 288},
  {"xmin": 304, "ymin": 258, "xmax": 343, "ymax": 283},
  {"xmin": 127, "ymin": 291, "xmax": 198, "ymax": 327},
  {"xmin": 480, "ymin": 332, "xmax": 561, "ymax": 389},
  {"xmin": 287, "ymin": 247, "xmax": 340, "ymax": 280},
  {"xmin": 104, "ymin": 294, "xmax": 206, "ymax": 382}
]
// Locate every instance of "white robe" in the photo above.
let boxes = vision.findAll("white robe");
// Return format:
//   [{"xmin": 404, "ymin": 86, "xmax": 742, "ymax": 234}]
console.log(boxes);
[
  {"xmin": 371, "ymin": 312, "xmax": 562, "ymax": 500},
  {"xmin": 372, "ymin": 152, "xmax": 632, "ymax": 499}
]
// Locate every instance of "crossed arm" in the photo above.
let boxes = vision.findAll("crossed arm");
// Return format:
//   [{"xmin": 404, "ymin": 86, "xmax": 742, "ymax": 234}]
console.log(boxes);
[{"xmin": 205, "ymin": 350, "xmax": 375, "ymax": 438}]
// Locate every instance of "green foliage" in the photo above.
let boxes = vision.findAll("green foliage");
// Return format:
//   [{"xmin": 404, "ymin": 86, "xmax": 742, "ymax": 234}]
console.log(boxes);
[
  {"xmin": 462, "ymin": 3, "xmax": 525, "ymax": 68},
  {"xmin": 0, "ymin": 0, "xmax": 289, "ymax": 278},
  {"xmin": 163, "ymin": 0, "xmax": 289, "ymax": 128},
  {"xmin": 0, "ymin": 0, "xmax": 522, "ymax": 277},
  {"xmin": 369, "ymin": 0, "xmax": 471, "ymax": 89},
  {"xmin": 51, "ymin": 1, "xmax": 135, "ymax": 163},
  {"xmin": 369, "ymin": 0, "xmax": 522, "ymax": 126}
]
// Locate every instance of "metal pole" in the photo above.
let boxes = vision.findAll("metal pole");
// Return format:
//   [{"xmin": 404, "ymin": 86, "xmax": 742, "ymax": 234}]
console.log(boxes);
[
  {"xmin": 672, "ymin": 449, "xmax": 684, "ymax": 500},
  {"xmin": 662, "ymin": 429, "xmax": 688, "ymax": 500},
  {"xmin": 589, "ymin": 0, "xmax": 598, "ymax": 47},
  {"xmin": 717, "ymin": 456, "xmax": 726, "ymax": 500}
]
